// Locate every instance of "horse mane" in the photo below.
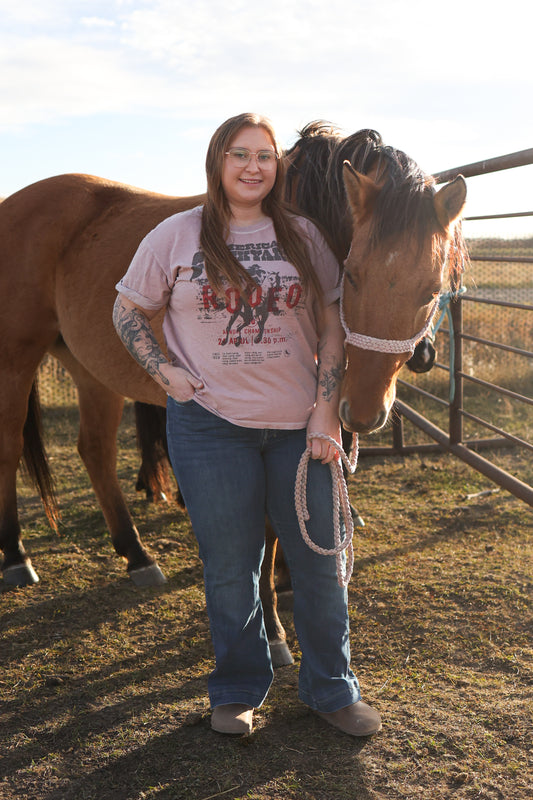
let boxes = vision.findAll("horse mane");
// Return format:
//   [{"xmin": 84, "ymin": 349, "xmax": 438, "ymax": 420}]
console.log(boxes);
[{"xmin": 285, "ymin": 120, "xmax": 468, "ymax": 286}]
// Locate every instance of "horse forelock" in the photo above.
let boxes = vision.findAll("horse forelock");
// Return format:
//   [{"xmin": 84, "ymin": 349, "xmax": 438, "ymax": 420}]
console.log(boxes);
[
  {"xmin": 284, "ymin": 124, "xmax": 436, "ymax": 259},
  {"xmin": 285, "ymin": 122, "xmax": 469, "ymax": 280}
]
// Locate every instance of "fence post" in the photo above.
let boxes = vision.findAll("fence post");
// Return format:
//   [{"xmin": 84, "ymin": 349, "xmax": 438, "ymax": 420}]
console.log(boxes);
[
  {"xmin": 391, "ymin": 405, "xmax": 405, "ymax": 453},
  {"xmin": 449, "ymin": 297, "xmax": 463, "ymax": 445}
]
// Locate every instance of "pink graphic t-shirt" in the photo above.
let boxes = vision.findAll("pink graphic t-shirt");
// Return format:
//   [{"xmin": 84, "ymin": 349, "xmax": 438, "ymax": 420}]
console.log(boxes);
[{"xmin": 116, "ymin": 205, "xmax": 340, "ymax": 429}]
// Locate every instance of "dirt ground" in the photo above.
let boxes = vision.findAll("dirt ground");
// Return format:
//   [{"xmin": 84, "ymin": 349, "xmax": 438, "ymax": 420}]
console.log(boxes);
[{"xmin": 1, "ymin": 406, "xmax": 532, "ymax": 799}]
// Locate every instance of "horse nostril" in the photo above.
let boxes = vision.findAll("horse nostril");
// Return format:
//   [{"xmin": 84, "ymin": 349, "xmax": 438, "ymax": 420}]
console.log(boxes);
[
  {"xmin": 373, "ymin": 409, "xmax": 389, "ymax": 432},
  {"xmin": 339, "ymin": 399, "xmax": 352, "ymax": 428}
]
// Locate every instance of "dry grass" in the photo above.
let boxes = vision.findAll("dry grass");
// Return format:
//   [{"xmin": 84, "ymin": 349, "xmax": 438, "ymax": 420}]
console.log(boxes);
[
  {"xmin": 3, "ymin": 237, "xmax": 532, "ymax": 799},
  {"xmin": 466, "ymin": 237, "xmax": 533, "ymax": 288},
  {"xmin": 1, "ymin": 404, "xmax": 532, "ymax": 800}
]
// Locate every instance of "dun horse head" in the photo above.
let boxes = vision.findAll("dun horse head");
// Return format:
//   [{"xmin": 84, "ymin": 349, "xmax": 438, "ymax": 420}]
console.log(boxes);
[
  {"xmin": 339, "ymin": 161, "xmax": 467, "ymax": 434},
  {"xmin": 284, "ymin": 122, "xmax": 468, "ymax": 436}
]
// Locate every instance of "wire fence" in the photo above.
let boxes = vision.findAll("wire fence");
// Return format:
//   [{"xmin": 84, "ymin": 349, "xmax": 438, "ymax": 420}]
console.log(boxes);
[
  {"xmin": 38, "ymin": 354, "xmax": 78, "ymax": 406},
  {"xmin": 389, "ymin": 241, "xmax": 533, "ymax": 501}
]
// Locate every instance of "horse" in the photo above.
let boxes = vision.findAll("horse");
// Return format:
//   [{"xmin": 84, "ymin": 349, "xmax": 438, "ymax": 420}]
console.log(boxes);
[{"xmin": 0, "ymin": 122, "xmax": 467, "ymax": 664}]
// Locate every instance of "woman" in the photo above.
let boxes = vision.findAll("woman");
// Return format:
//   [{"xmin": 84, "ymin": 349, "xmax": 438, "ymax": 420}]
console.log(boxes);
[{"xmin": 113, "ymin": 113, "xmax": 381, "ymax": 737}]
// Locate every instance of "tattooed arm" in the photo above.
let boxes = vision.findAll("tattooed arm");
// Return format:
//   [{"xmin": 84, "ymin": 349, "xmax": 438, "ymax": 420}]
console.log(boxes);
[
  {"xmin": 307, "ymin": 300, "xmax": 345, "ymax": 464},
  {"xmin": 112, "ymin": 294, "xmax": 203, "ymax": 402}
]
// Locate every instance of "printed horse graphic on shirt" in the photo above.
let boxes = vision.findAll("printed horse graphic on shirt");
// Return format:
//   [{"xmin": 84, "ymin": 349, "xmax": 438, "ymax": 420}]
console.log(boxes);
[{"xmin": 220, "ymin": 266, "xmax": 283, "ymax": 346}]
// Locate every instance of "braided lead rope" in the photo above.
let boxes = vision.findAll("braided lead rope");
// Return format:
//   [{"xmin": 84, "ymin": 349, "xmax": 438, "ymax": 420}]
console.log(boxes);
[
  {"xmin": 431, "ymin": 287, "xmax": 467, "ymax": 403},
  {"xmin": 340, "ymin": 273, "xmax": 440, "ymax": 355},
  {"xmin": 295, "ymin": 433, "xmax": 359, "ymax": 588},
  {"xmin": 298, "ymin": 278, "xmax": 447, "ymax": 585}
]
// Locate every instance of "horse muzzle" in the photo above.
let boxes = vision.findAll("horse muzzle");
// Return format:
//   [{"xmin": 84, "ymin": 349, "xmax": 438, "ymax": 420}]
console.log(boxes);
[{"xmin": 339, "ymin": 397, "xmax": 390, "ymax": 435}]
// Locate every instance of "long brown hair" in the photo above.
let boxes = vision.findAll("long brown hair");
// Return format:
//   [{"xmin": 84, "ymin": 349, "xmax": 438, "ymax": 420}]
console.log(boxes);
[{"xmin": 200, "ymin": 112, "xmax": 326, "ymax": 302}]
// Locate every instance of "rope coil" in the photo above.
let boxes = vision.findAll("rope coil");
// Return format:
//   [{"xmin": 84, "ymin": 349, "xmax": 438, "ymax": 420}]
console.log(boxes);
[{"xmin": 295, "ymin": 433, "xmax": 358, "ymax": 587}]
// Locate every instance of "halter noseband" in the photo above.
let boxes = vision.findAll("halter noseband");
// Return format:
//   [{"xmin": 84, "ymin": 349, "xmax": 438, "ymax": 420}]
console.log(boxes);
[{"xmin": 340, "ymin": 273, "xmax": 439, "ymax": 356}]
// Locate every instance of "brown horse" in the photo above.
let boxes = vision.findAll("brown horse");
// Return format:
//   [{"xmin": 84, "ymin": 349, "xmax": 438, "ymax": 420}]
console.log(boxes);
[
  {"xmin": 0, "ymin": 123, "xmax": 466, "ymax": 660},
  {"xmin": 284, "ymin": 123, "xmax": 467, "ymax": 432}
]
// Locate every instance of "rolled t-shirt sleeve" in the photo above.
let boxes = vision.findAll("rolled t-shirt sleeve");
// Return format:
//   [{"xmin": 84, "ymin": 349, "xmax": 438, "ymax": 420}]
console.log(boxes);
[{"xmin": 115, "ymin": 237, "xmax": 173, "ymax": 312}]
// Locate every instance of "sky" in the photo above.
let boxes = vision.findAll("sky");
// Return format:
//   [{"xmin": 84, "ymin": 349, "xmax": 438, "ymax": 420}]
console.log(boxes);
[{"xmin": 1, "ymin": 0, "xmax": 532, "ymax": 238}]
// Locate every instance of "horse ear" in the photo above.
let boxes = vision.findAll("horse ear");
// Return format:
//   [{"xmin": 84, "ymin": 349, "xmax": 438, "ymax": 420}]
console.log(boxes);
[
  {"xmin": 343, "ymin": 161, "xmax": 379, "ymax": 223},
  {"xmin": 433, "ymin": 175, "xmax": 467, "ymax": 230}
]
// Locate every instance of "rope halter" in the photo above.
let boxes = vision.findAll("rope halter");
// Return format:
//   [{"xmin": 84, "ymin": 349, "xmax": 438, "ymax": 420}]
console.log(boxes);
[
  {"xmin": 340, "ymin": 272, "xmax": 440, "ymax": 355},
  {"xmin": 295, "ymin": 433, "xmax": 359, "ymax": 588}
]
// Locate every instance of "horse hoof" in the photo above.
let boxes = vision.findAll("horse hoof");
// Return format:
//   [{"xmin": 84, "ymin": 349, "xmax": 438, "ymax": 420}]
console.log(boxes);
[
  {"xmin": 269, "ymin": 640, "xmax": 294, "ymax": 668},
  {"xmin": 3, "ymin": 560, "xmax": 40, "ymax": 586},
  {"xmin": 129, "ymin": 563, "xmax": 167, "ymax": 587}
]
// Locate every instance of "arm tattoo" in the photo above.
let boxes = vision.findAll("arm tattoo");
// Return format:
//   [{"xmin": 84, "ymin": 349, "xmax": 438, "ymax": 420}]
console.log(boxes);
[
  {"xmin": 113, "ymin": 300, "xmax": 170, "ymax": 386},
  {"xmin": 319, "ymin": 362, "xmax": 343, "ymax": 401},
  {"xmin": 317, "ymin": 339, "xmax": 343, "ymax": 402}
]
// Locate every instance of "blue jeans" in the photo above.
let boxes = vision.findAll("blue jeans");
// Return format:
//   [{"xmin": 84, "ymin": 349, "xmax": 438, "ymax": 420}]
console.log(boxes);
[{"xmin": 166, "ymin": 398, "xmax": 360, "ymax": 712}]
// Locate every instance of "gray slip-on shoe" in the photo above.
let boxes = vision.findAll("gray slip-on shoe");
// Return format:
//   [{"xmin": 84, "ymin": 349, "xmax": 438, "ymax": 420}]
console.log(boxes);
[
  {"xmin": 318, "ymin": 700, "xmax": 382, "ymax": 736},
  {"xmin": 211, "ymin": 703, "xmax": 254, "ymax": 735}
]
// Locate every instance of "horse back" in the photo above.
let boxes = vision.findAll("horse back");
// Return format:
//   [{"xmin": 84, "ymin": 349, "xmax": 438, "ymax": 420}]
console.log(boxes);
[
  {"xmin": 0, "ymin": 172, "xmax": 203, "ymax": 294},
  {"xmin": 0, "ymin": 174, "xmax": 205, "ymax": 401}
]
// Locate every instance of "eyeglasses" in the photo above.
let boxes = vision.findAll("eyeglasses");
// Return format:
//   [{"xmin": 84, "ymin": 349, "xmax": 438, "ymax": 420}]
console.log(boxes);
[{"xmin": 225, "ymin": 147, "xmax": 279, "ymax": 168}]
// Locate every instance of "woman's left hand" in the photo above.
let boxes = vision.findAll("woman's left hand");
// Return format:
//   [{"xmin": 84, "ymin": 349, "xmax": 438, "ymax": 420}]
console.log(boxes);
[{"xmin": 306, "ymin": 407, "xmax": 342, "ymax": 464}]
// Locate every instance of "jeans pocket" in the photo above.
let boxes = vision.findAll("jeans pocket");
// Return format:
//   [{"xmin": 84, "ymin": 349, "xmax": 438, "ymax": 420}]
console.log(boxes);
[{"xmin": 168, "ymin": 397, "xmax": 195, "ymax": 408}]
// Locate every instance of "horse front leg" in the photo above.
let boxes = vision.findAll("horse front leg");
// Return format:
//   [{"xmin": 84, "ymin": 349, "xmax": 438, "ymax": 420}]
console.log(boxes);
[
  {"xmin": 260, "ymin": 519, "xmax": 294, "ymax": 667},
  {"xmin": 75, "ymin": 373, "xmax": 166, "ymax": 587}
]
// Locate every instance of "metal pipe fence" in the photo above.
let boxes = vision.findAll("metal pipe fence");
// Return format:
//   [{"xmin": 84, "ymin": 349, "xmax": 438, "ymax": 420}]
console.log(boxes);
[{"xmin": 360, "ymin": 148, "xmax": 533, "ymax": 507}]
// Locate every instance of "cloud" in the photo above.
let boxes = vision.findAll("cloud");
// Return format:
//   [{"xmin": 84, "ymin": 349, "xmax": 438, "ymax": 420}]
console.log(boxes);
[
  {"xmin": 81, "ymin": 17, "xmax": 117, "ymax": 30},
  {"xmin": 0, "ymin": 0, "xmax": 531, "ymax": 237},
  {"xmin": 0, "ymin": 0, "xmax": 64, "ymax": 25},
  {"xmin": 0, "ymin": 36, "xmax": 174, "ymax": 128},
  {"xmin": 0, "ymin": 0, "xmax": 531, "ymax": 172}
]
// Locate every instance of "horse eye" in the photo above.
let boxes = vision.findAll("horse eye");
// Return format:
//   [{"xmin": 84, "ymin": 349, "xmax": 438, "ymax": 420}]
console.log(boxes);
[{"xmin": 345, "ymin": 271, "xmax": 358, "ymax": 291}]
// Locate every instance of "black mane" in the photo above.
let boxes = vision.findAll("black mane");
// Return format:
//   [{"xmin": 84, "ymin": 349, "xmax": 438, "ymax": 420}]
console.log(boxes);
[{"xmin": 284, "ymin": 120, "xmax": 467, "ymax": 283}]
